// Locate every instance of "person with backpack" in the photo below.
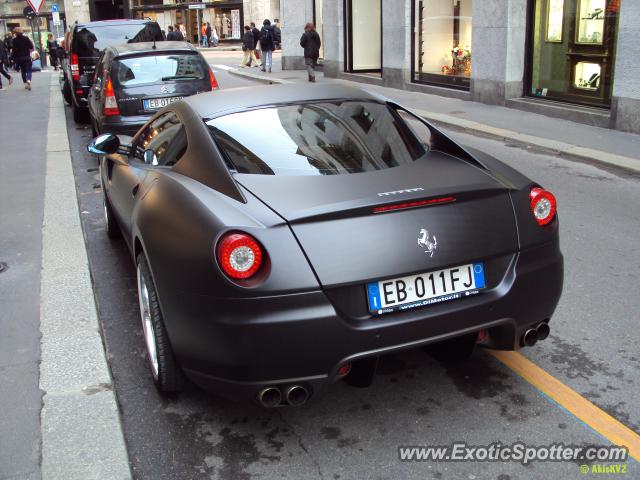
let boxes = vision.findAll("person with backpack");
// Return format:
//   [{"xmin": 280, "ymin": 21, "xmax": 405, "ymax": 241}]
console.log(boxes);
[
  {"xmin": 300, "ymin": 22, "xmax": 321, "ymax": 82},
  {"xmin": 259, "ymin": 19, "xmax": 275, "ymax": 73}
]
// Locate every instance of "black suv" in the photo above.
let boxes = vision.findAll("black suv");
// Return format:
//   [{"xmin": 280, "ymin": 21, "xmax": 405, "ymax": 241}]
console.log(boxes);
[
  {"xmin": 88, "ymin": 42, "xmax": 217, "ymax": 136},
  {"xmin": 60, "ymin": 19, "xmax": 164, "ymax": 123}
]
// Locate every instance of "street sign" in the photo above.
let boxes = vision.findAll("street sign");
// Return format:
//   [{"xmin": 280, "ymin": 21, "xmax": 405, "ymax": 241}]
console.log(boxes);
[
  {"xmin": 188, "ymin": 4, "xmax": 205, "ymax": 9},
  {"xmin": 52, "ymin": 3, "xmax": 58, "ymax": 12},
  {"xmin": 23, "ymin": 5, "xmax": 36, "ymax": 19},
  {"xmin": 52, "ymin": 11, "xmax": 60, "ymax": 25},
  {"xmin": 25, "ymin": 0, "xmax": 45, "ymax": 15}
]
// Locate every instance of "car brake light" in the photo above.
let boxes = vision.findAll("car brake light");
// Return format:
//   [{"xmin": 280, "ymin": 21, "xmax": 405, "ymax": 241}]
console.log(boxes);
[
  {"xmin": 209, "ymin": 68, "xmax": 219, "ymax": 90},
  {"xmin": 103, "ymin": 77, "xmax": 120, "ymax": 116},
  {"xmin": 373, "ymin": 196, "xmax": 455, "ymax": 214},
  {"xmin": 529, "ymin": 187, "xmax": 557, "ymax": 226},
  {"xmin": 216, "ymin": 232, "xmax": 263, "ymax": 279},
  {"xmin": 70, "ymin": 53, "xmax": 80, "ymax": 81}
]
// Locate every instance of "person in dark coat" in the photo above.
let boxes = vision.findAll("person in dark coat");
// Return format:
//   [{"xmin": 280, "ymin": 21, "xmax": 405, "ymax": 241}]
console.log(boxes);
[
  {"xmin": 166, "ymin": 25, "xmax": 177, "ymax": 41},
  {"xmin": 259, "ymin": 19, "xmax": 275, "ymax": 73},
  {"xmin": 205, "ymin": 23, "xmax": 212, "ymax": 47},
  {"xmin": 0, "ymin": 39, "xmax": 13, "ymax": 90},
  {"xmin": 10, "ymin": 28, "xmax": 33, "ymax": 90},
  {"xmin": 173, "ymin": 24, "xmax": 185, "ymax": 41},
  {"xmin": 300, "ymin": 22, "xmax": 321, "ymax": 82},
  {"xmin": 250, "ymin": 22, "xmax": 261, "ymax": 67},
  {"xmin": 240, "ymin": 25, "xmax": 256, "ymax": 67},
  {"xmin": 273, "ymin": 19, "xmax": 281, "ymax": 50},
  {"xmin": 46, "ymin": 33, "xmax": 58, "ymax": 71}
]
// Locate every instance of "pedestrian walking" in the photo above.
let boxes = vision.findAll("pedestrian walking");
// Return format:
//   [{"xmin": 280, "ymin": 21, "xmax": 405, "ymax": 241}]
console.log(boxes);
[
  {"xmin": 205, "ymin": 23, "xmax": 212, "ymax": 47},
  {"xmin": 273, "ymin": 19, "xmax": 282, "ymax": 50},
  {"xmin": 201, "ymin": 23, "xmax": 208, "ymax": 47},
  {"xmin": 10, "ymin": 28, "xmax": 33, "ymax": 91},
  {"xmin": 300, "ymin": 22, "xmax": 321, "ymax": 83},
  {"xmin": 210, "ymin": 25, "xmax": 219, "ymax": 46},
  {"xmin": 240, "ymin": 25, "xmax": 255, "ymax": 67},
  {"xmin": 3, "ymin": 33, "xmax": 13, "ymax": 70},
  {"xmin": 0, "ymin": 39, "xmax": 13, "ymax": 91},
  {"xmin": 46, "ymin": 33, "xmax": 59, "ymax": 71},
  {"xmin": 259, "ymin": 19, "xmax": 275, "ymax": 73},
  {"xmin": 250, "ymin": 22, "xmax": 261, "ymax": 67},
  {"xmin": 166, "ymin": 25, "xmax": 176, "ymax": 41},
  {"xmin": 178, "ymin": 24, "xmax": 187, "ymax": 42}
]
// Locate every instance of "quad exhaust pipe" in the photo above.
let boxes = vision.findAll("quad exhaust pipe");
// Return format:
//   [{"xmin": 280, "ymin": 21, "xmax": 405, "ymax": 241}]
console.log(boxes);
[
  {"xmin": 522, "ymin": 322, "xmax": 551, "ymax": 347},
  {"xmin": 257, "ymin": 384, "xmax": 310, "ymax": 407}
]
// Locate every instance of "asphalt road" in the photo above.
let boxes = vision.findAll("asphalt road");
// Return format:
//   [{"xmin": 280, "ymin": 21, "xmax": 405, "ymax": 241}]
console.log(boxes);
[{"xmin": 65, "ymin": 59, "xmax": 640, "ymax": 479}]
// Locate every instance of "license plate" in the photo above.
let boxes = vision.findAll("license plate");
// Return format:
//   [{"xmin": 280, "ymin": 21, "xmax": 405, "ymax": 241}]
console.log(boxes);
[
  {"xmin": 366, "ymin": 262, "xmax": 485, "ymax": 315},
  {"xmin": 143, "ymin": 96, "xmax": 183, "ymax": 110}
]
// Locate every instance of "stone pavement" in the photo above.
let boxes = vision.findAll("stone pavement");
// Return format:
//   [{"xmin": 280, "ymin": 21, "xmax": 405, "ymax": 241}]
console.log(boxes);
[{"xmin": 227, "ymin": 67, "xmax": 640, "ymax": 174}]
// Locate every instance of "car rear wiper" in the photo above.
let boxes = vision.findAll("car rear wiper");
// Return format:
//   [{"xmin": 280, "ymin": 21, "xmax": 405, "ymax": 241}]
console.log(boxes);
[{"xmin": 161, "ymin": 75, "xmax": 200, "ymax": 81}]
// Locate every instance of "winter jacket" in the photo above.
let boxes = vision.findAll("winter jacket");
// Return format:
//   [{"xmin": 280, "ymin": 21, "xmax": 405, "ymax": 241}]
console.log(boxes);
[
  {"xmin": 242, "ymin": 30, "xmax": 255, "ymax": 51},
  {"xmin": 251, "ymin": 27, "xmax": 260, "ymax": 48},
  {"xmin": 259, "ymin": 25, "xmax": 275, "ymax": 51},
  {"xmin": 206, "ymin": 25, "xmax": 212, "ymax": 38},
  {"xmin": 273, "ymin": 26, "xmax": 281, "ymax": 47},
  {"xmin": 300, "ymin": 31, "xmax": 321, "ymax": 60},
  {"xmin": 11, "ymin": 33, "xmax": 33, "ymax": 59}
]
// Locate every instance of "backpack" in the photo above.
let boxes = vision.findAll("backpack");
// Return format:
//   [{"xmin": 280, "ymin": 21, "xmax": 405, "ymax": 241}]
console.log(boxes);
[{"xmin": 260, "ymin": 27, "xmax": 272, "ymax": 48}]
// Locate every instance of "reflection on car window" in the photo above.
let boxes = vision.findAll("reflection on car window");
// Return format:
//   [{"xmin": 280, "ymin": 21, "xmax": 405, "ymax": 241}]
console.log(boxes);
[
  {"xmin": 206, "ymin": 101, "xmax": 429, "ymax": 176},
  {"xmin": 73, "ymin": 24, "xmax": 163, "ymax": 58},
  {"xmin": 114, "ymin": 54, "xmax": 206, "ymax": 87},
  {"xmin": 136, "ymin": 112, "xmax": 183, "ymax": 166}
]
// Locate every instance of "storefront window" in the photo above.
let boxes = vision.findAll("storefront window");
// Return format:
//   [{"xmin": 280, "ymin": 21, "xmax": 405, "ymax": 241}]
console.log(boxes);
[
  {"xmin": 413, "ymin": 0, "xmax": 472, "ymax": 90},
  {"xmin": 528, "ymin": 0, "xmax": 619, "ymax": 107},
  {"xmin": 345, "ymin": 0, "xmax": 381, "ymax": 72}
]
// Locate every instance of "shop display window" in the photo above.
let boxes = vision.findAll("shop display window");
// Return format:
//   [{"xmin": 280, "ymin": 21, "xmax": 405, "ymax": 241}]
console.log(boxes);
[
  {"xmin": 546, "ymin": 0, "xmax": 564, "ymax": 42},
  {"xmin": 576, "ymin": 0, "xmax": 605, "ymax": 44},
  {"xmin": 574, "ymin": 62, "xmax": 601, "ymax": 90},
  {"xmin": 413, "ymin": 0, "xmax": 472, "ymax": 90}
]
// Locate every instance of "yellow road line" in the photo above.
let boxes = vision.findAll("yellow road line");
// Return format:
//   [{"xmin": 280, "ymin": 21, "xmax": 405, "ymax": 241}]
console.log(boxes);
[{"xmin": 489, "ymin": 350, "xmax": 640, "ymax": 462}]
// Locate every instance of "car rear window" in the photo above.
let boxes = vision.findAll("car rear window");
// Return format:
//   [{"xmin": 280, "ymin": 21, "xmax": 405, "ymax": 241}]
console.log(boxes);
[
  {"xmin": 113, "ymin": 53, "xmax": 207, "ymax": 87},
  {"xmin": 73, "ymin": 23, "xmax": 163, "ymax": 58},
  {"xmin": 206, "ymin": 101, "xmax": 429, "ymax": 176}
]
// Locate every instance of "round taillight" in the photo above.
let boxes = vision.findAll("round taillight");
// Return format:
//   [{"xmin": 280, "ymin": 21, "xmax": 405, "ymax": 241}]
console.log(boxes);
[
  {"xmin": 529, "ymin": 187, "xmax": 557, "ymax": 226},
  {"xmin": 216, "ymin": 232, "xmax": 263, "ymax": 279}
]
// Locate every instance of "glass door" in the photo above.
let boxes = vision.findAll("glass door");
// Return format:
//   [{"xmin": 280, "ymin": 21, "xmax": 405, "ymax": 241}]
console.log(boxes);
[
  {"xmin": 345, "ymin": 0, "xmax": 382, "ymax": 73},
  {"xmin": 528, "ymin": 0, "xmax": 620, "ymax": 107}
]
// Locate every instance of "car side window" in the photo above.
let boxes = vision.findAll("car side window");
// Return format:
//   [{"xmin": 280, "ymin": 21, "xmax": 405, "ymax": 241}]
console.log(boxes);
[{"xmin": 133, "ymin": 112, "xmax": 186, "ymax": 167}]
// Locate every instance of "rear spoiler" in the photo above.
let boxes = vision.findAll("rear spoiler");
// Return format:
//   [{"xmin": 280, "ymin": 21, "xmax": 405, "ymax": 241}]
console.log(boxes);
[{"xmin": 386, "ymin": 101, "xmax": 489, "ymax": 171}]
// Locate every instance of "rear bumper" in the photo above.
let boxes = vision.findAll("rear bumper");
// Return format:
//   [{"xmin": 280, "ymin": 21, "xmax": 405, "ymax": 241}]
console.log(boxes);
[
  {"xmin": 160, "ymin": 241, "xmax": 563, "ymax": 402},
  {"xmin": 99, "ymin": 115, "xmax": 150, "ymax": 136}
]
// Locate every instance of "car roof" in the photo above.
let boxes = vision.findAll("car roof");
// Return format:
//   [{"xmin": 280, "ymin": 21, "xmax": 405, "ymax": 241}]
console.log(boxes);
[
  {"xmin": 75, "ymin": 19, "xmax": 153, "ymax": 28},
  {"xmin": 183, "ymin": 84, "xmax": 384, "ymax": 119},
  {"xmin": 109, "ymin": 41, "xmax": 197, "ymax": 57}
]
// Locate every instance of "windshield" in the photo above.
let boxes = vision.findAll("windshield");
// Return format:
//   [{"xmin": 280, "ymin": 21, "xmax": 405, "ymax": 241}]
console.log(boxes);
[
  {"xmin": 113, "ymin": 53, "xmax": 206, "ymax": 87},
  {"xmin": 73, "ymin": 23, "xmax": 163, "ymax": 58},
  {"xmin": 207, "ymin": 101, "xmax": 429, "ymax": 176}
]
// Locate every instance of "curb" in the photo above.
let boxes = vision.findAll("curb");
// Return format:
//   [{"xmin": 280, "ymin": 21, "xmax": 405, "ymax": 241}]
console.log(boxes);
[
  {"xmin": 39, "ymin": 74, "xmax": 132, "ymax": 480},
  {"xmin": 226, "ymin": 66, "xmax": 639, "ymax": 175}
]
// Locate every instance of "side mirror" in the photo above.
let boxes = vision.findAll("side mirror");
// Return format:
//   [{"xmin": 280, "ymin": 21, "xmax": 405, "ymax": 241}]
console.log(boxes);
[
  {"xmin": 143, "ymin": 149, "xmax": 158, "ymax": 166},
  {"xmin": 88, "ymin": 133, "xmax": 120, "ymax": 155}
]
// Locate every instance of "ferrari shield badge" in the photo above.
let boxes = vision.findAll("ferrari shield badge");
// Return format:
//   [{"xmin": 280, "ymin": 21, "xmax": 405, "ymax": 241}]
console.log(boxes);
[{"xmin": 418, "ymin": 228, "xmax": 437, "ymax": 257}]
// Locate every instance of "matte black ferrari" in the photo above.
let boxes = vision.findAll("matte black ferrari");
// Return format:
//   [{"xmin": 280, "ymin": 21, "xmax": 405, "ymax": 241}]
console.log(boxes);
[{"xmin": 88, "ymin": 84, "xmax": 563, "ymax": 407}]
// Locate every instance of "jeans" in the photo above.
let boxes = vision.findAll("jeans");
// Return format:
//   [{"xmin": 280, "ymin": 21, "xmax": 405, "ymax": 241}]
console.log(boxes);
[
  {"xmin": 261, "ymin": 49, "xmax": 272, "ymax": 71},
  {"xmin": 15, "ymin": 56, "xmax": 32, "ymax": 83},
  {"xmin": 305, "ymin": 57, "xmax": 317, "ymax": 78},
  {"xmin": 202, "ymin": 36, "xmax": 208, "ymax": 47}
]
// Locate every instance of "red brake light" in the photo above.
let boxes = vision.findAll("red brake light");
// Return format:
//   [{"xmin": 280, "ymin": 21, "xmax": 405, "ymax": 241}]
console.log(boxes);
[
  {"xmin": 216, "ymin": 232, "xmax": 263, "ymax": 279},
  {"xmin": 103, "ymin": 77, "xmax": 120, "ymax": 116},
  {"xmin": 209, "ymin": 68, "xmax": 219, "ymax": 90},
  {"xmin": 70, "ymin": 53, "xmax": 79, "ymax": 80},
  {"xmin": 529, "ymin": 187, "xmax": 557, "ymax": 226},
  {"xmin": 373, "ymin": 196, "xmax": 455, "ymax": 214}
]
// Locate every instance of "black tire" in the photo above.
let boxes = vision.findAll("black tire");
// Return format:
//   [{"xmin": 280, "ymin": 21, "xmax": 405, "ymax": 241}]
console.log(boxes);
[
  {"xmin": 62, "ymin": 80, "xmax": 72, "ymax": 106},
  {"xmin": 136, "ymin": 254, "xmax": 187, "ymax": 392},
  {"xmin": 103, "ymin": 192, "xmax": 121, "ymax": 239},
  {"xmin": 73, "ymin": 105, "xmax": 88, "ymax": 124},
  {"xmin": 424, "ymin": 332, "xmax": 477, "ymax": 363}
]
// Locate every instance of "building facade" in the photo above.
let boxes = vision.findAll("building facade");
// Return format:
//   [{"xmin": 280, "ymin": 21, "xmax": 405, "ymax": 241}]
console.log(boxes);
[{"xmin": 281, "ymin": 0, "xmax": 639, "ymax": 134}]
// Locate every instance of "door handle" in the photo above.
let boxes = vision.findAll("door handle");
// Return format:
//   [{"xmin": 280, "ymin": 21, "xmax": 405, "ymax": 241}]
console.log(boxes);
[{"xmin": 132, "ymin": 184, "xmax": 140, "ymax": 197}]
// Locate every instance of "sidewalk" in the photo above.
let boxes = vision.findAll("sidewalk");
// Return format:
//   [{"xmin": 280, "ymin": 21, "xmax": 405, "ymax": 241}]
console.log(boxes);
[{"xmin": 228, "ymin": 67, "xmax": 640, "ymax": 174}]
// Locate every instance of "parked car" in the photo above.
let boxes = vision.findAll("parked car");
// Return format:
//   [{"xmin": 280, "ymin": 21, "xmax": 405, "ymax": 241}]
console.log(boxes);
[
  {"xmin": 88, "ymin": 42, "xmax": 218, "ymax": 137},
  {"xmin": 86, "ymin": 84, "xmax": 563, "ymax": 407},
  {"xmin": 60, "ymin": 19, "xmax": 164, "ymax": 123}
]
